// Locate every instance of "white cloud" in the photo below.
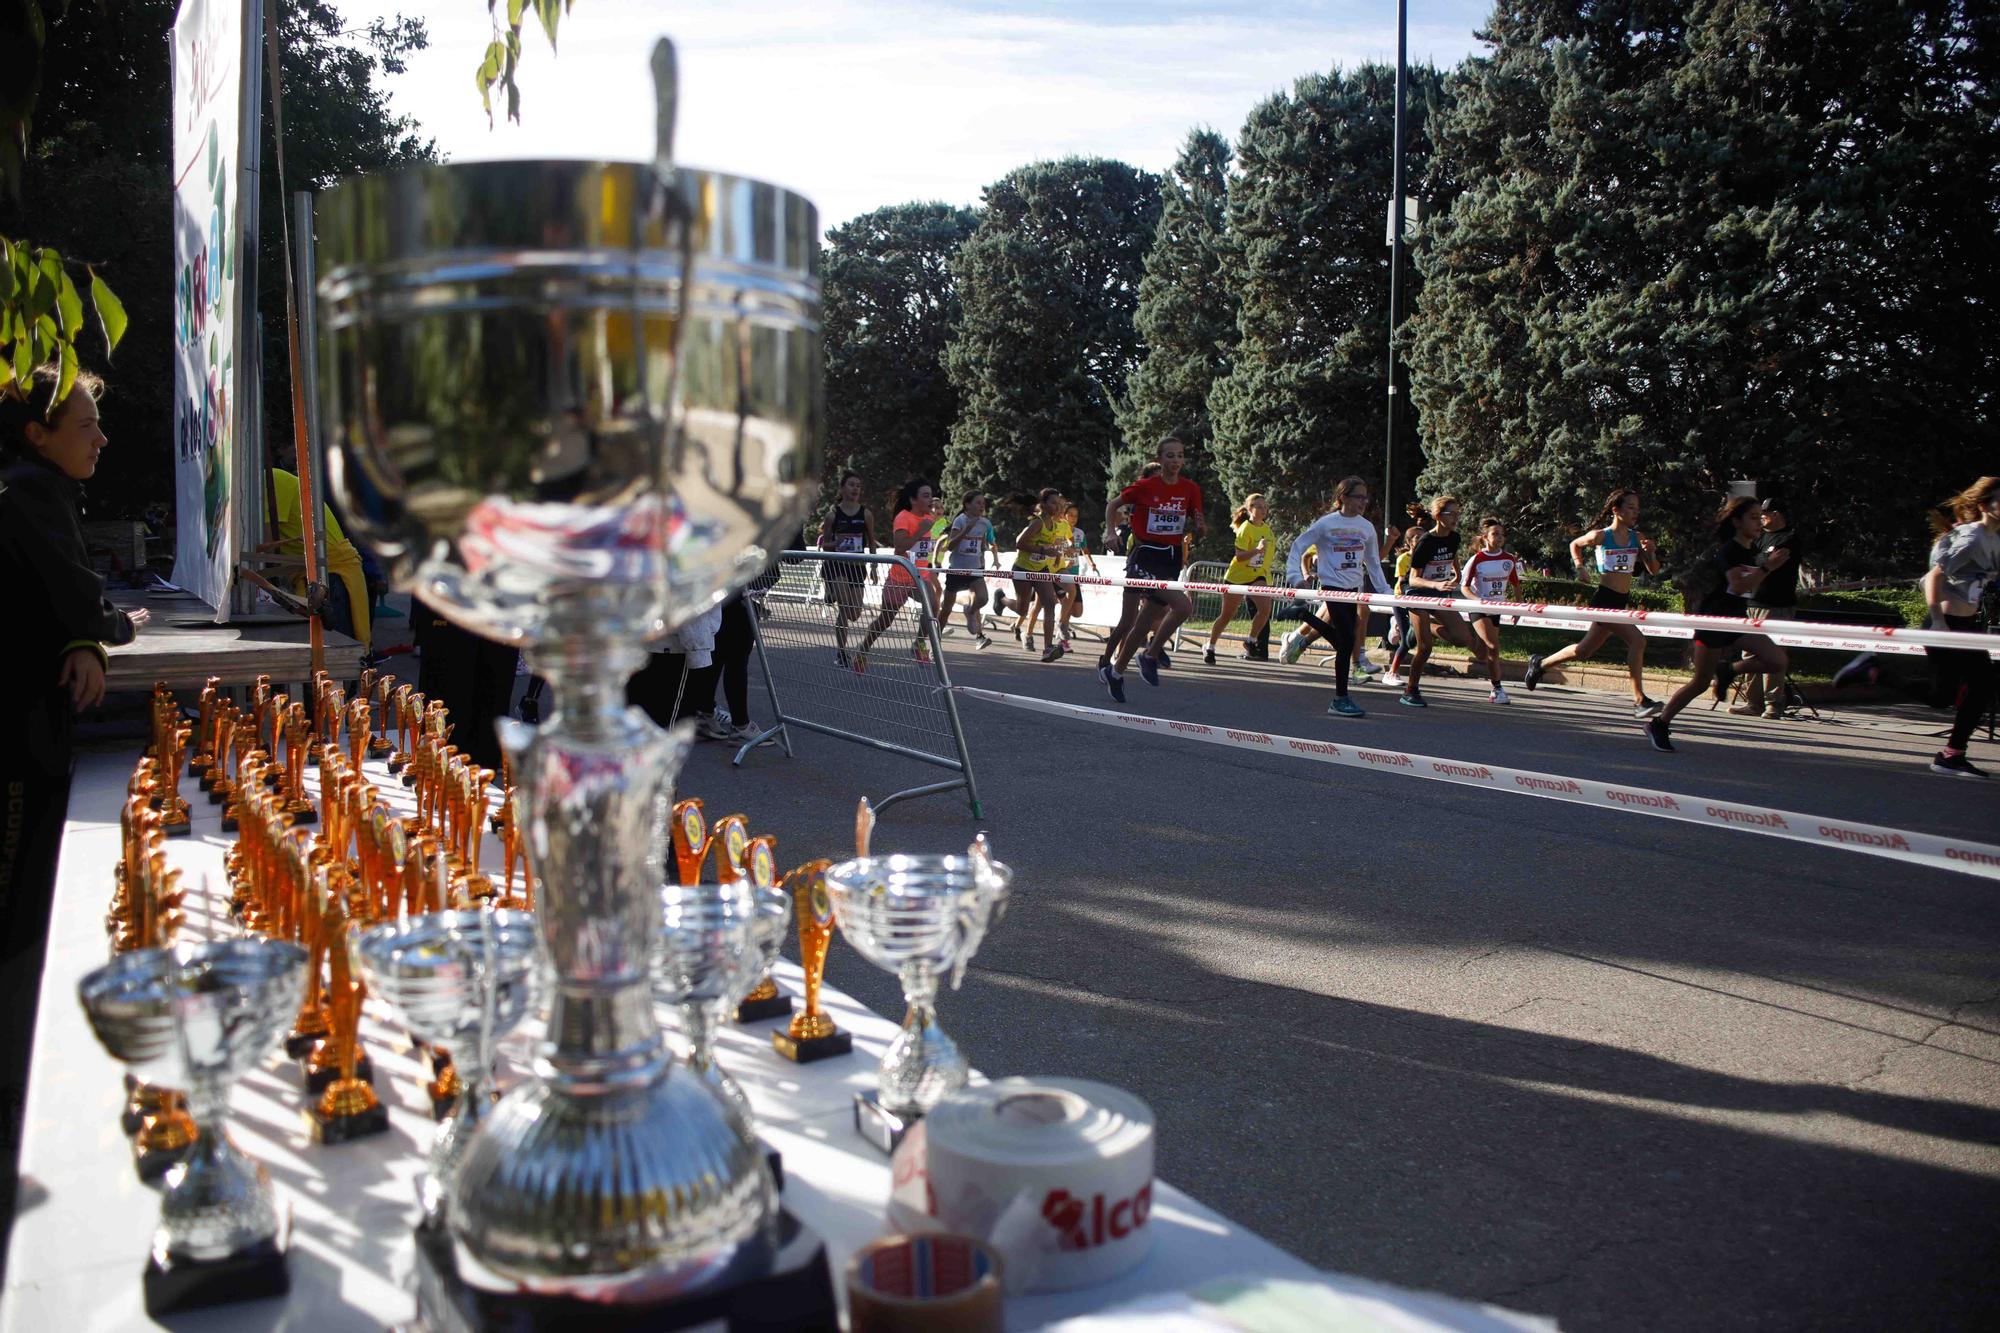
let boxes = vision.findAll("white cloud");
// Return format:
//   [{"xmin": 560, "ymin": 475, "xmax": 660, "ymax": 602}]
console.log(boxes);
[{"xmin": 335, "ymin": 0, "xmax": 1486, "ymax": 233}]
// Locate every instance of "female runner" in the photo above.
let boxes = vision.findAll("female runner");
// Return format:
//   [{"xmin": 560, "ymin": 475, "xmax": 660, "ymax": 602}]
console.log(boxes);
[
  {"xmin": 1007, "ymin": 488, "xmax": 1071, "ymax": 661},
  {"xmin": 1645, "ymin": 497, "xmax": 1788, "ymax": 752},
  {"xmin": 1394, "ymin": 494, "xmax": 1496, "ymax": 708},
  {"xmin": 1205, "ymin": 493, "xmax": 1276, "ymax": 664},
  {"xmin": 853, "ymin": 478, "xmax": 937, "ymax": 674},
  {"xmin": 1521, "ymin": 488, "xmax": 1662, "ymax": 717},
  {"xmin": 1100, "ymin": 439, "xmax": 1204, "ymax": 700},
  {"xmin": 818, "ymin": 470, "xmax": 878, "ymax": 667},
  {"xmin": 938, "ymin": 491, "xmax": 998, "ymax": 648},
  {"xmin": 1056, "ymin": 501, "xmax": 1097, "ymax": 650},
  {"xmin": 1459, "ymin": 518, "xmax": 1521, "ymax": 704},
  {"xmin": 1922, "ymin": 476, "xmax": 2000, "ymax": 778},
  {"xmin": 1280, "ymin": 477, "xmax": 1392, "ymax": 717}
]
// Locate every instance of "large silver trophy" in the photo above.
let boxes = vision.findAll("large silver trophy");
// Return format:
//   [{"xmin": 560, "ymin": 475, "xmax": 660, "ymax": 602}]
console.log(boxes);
[
  {"xmin": 352, "ymin": 910, "xmax": 540, "ymax": 1225},
  {"xmin": 316, "ymin": 38, "xmax": 819, "ymax": 1303},
  {"xmin": 826, "ymin": 852, "xmax": 1013, "ymax": 1152},
  {"xmin": 78, "ymin": 939, "xmax": 307, "ymax": 1316}
]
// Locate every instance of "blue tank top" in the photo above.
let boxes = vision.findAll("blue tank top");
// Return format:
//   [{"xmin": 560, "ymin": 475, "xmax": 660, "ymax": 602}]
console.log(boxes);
[{"xmin": 1596, "ymin": 527, "xmax": 1642, "ymax": 575}]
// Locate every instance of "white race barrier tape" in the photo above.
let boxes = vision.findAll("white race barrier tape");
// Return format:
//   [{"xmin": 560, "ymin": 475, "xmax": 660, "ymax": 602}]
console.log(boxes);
[
  {"xmin": 965, "ymin": 567, "xmax": 1999, "ymax": 658},
  {"xmin": 956, "ymin": 686, "xmax": 2000, "ymax": 883}
]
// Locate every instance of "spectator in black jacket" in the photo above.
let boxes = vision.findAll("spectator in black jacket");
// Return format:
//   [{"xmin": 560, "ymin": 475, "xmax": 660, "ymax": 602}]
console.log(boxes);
[
  {"xmin": 1741, "ymin": 496, "xmax": 1805, "ymax": 717},
  {"xmin": 1, "ymin": 364, "xmax": 146, "ymax": 947},
  {"xmin": 1, "ymin": 364, "xmax": 146, "ymax": 1194}
]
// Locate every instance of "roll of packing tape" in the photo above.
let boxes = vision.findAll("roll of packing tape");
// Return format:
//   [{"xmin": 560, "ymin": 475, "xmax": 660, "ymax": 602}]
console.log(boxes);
[
  {"xmin": 847, "ymin": 1233, "xmax": 1003, "ymax": 1333},
  {"xmin": 888, "ymin": 1076, "xmax": 1155, "ymax": 1292}
]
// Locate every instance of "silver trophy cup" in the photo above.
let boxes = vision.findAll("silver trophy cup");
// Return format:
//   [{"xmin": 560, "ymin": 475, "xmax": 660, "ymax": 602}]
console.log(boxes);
[
  {"xmin": 652, "ymin": 883, "xmax": 767, "ymax": 1118},
  {"xmin": 352, "ymin": 909, "xmax": 541, "ymax": 1225},
  {"xmin": 78, "ymin": 939, "xmax": 307, "ymax": 1312},
  {"xmin": 315, "ymin": 37, "xmax": 819, "ymax": 1295},
  {"xmin": 826, "ymin": 853, "xmax": 1013, "ymax": 1152}
]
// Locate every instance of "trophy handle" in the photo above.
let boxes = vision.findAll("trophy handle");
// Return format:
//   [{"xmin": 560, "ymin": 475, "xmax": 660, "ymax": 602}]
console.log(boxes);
[{"xmin": 651, "ymin": 39, "xmax": 678, "ymax": 168}]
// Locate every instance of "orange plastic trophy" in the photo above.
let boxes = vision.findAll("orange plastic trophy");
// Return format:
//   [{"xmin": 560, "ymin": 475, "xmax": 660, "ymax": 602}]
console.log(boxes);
[{"xmin": 772, "ymin": 860, "xmax": 851, "ymax": 1063}]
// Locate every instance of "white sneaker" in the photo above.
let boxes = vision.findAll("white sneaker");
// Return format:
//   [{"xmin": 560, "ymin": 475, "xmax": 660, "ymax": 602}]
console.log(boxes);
[
  {"xmin": 1380, "ymin": 670, "xmax": 1403, "ymax": 688},
  {"xmin": 1488, "ymin": 685, "xmax": 1511, "ymax": 705},
  {"xmin": 696, "ymin": 712, "xmax": 734, "ymax": 740},
  {"xmin": 1280, "ymin": 629, "xmax": 1306, "ymax": 665}
]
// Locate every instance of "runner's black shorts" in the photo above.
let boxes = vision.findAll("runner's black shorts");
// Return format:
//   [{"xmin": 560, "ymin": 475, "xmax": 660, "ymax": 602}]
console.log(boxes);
[
  {"xmin": 1127, "ymin": 542, "xmax": 1185, "ymax": 603},
  {"xmin": 1588, "ymin": 585, "xmax": 1631, "ymax": 610},
  {"xmin": 944, "ymin": 572, "xmax": 984, "ymax": 599},
  {"xmin": 825, "ymin": 557, "xmax": 867, "ymax": 585}
]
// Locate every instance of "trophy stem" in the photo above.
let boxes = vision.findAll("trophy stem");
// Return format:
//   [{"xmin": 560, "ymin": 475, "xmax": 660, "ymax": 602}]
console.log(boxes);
[{"xmin": 511, "ymin": 632, "xmax": 677, "ymax": 1093}]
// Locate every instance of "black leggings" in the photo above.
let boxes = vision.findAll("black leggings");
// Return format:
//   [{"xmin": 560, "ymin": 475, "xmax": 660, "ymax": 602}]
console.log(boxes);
[
  {"xmin": 1299, "ymin": 601, "xmax": 1359, "ymax": 694},
  {"xmin": 688, "ymin": 595, "xmax": 754, "ymax": 725},
  {"xmin": 1928, "ymin": 615, "xmax": 1995, "ymax": 751}
]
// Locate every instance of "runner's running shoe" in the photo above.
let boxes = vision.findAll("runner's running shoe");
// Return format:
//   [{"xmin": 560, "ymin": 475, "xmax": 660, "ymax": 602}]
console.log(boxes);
[
  {"xmin": 1280, "ymin": 630, "xmax": 1306, "ymax": 665},
  {"xmin": 1632, "ymin": 697, "xmax": 1663, "ymax": 719},
  {"xmin": 975, "ymin": 635, "xmax": 993, "ymax": 650},
  {"xmin": 1645, "ymin": 718, "xmax": 1675, "ymax": 752},
  {"xmin": 835, "ymin": 649, "xmax": 851, "ymax": 669},
  {"xmin": 1488, "ymin": 685, "xmax": 1511, "ymax": 705},
  {"xmin": 1158, "ymin": 650, "xmax": 1173, "ymax": 670},
  {"xmin": 1398, "ymin": 691, "xmax": 1428, "ymax": 709},
  {"xmin": 852, "ymin": 651, "xmax": 869, "ymax": 675},
  {"xmin": 1380, "ymin": 670, "xmax": 1404, "ymax": 688},
  {"xmin": 1203, "ymin": 646, "xmax": 1217, "ymax": 665},
  {"xmin": 1099, "ymin": 663, "xmax": 1126, "ymax": 704},
  {"xmin": 1930, "ymin": 752, "xmax": 1990, "ymax": 779},
  {"xmin": 1327, "ymin": 696, "xmax": 1366, "ymax": 719},
  {"xmin": 1137, "ymin": 653, "xmax": 1161, "ymax": 687},
  {"xmin": 1039, "ymin": 643, "xmax": 1063, "ymax": 663},
  {"xmin": 1522, "ymin": 653, "xmax": 1546, "ymax": 691}
]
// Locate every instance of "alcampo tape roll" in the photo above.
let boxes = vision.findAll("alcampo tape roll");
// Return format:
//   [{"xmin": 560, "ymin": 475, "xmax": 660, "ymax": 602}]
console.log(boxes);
[{"xmin": 888, "ymin": 1076, "xmax": 1155, "ymax": 1293}]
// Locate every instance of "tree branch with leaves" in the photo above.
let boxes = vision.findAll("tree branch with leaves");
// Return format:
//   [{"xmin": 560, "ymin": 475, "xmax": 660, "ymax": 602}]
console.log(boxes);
[{"xmin": 476, "ymin": 0, "xmax": 578, "ymax": 126}]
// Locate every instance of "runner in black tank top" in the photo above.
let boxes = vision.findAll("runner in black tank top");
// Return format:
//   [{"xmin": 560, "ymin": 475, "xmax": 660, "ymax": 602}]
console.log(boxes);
[{"xmin": 818, "ymin": 471, "xmax": 878, "ymax": 664}]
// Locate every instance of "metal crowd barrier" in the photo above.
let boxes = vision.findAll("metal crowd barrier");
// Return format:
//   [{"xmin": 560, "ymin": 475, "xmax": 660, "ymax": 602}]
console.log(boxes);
[{"xmin": 741, "ymin": 551, "xmax": 984, "ymax": 818}]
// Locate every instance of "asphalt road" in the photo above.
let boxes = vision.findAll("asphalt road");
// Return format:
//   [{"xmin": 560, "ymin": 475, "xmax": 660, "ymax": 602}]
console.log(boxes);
[{"xmin": 683, "ymin": 622, "xmax": 2000, "ymax": 1331}]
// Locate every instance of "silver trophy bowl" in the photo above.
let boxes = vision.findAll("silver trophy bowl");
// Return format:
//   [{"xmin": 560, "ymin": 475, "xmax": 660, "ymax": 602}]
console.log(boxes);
[
  {"xmin": 748, "ymin": 883, "xmax": 791, "ymax": 989},
  {"xmin": 652, "ymin": 883, "xmax": 765, "ymax": 1117},
  {"xmin": 78, "ymin": 940, "xmax": 307, "ymax": 1265},
  {"xmin": 826, "ymin": 854, "xmax": 1013, "ymax": 1119},
  {"xmin": 353, "ymin": 910, "xmax": 541, "ymax": 1225},
  {"xmin": 314, "ymin": 38, "xmax": 818, "ymax": 1295}
]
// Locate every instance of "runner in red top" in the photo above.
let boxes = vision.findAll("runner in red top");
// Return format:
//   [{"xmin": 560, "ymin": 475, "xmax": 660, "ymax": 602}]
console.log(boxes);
[{"xmin": 1098, "ymin": 436, "xmax": 1205, "ymax": 700}]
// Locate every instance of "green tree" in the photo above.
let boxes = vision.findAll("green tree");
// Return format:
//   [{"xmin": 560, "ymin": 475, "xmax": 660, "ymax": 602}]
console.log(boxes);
[
  {"xmin": 942, "ymin": 157, "xmax": 1160, "ymax": 527},
  {"xmin": 1115, "ymin": 128, "xmax": 1236, "ymax": 551},
  {"xmin": 1407, "ymin": 0, "xmax": 1997, "ymax": 571},
  {"xmin": 822, "ymin": 202, "xmax": 979, "ymax": 511},
  {"xmin": 0, "ymin": 0, "xmax": 434, "ymax": 521},
  {"xmin": 1206, "ymin": 64, "xmax": 1450, "ymax": 540}
]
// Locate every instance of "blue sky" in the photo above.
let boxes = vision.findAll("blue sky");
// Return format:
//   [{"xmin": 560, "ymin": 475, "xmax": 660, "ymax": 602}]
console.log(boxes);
[{"xmin": 335, "ymin": 0, "xmax": 1492, "ymax": 232}]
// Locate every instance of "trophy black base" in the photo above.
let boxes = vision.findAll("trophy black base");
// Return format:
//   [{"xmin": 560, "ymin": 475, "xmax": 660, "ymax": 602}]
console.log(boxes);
[
  {"xmin": 736, "ymin": 992, "xmax": 794, "ymax": 1024},
  {"xmin": 765, "ymin": 1144, "xmax": 784, "ymax": 1192},
  {"xmin": 401, "ymin": 772, "xmax": 417, "ymax": 789},
  {"xmin": 388, "ymin": 757, "xmax": 407, "ymax": 775},
  {"xmin": 162, "ymin": 820, "xmax": 193, "ymax": 839},
  {"xmin": 429, "ymin": 1087, "xmax": 460, "ymax": 1121},
  {"xmin": 134, "ymin": 1138, "xmax": 190, "ymax": 1183},
  {"xmin": 852, "ymin": 1091, "xmax": 917, "ymax": 1156},
  {"xmin": 411, "ymin": 1208, "xmax": 838, "ymax": 1332},
  {"xmin": 220, "ymin": 816, "xmax": 238, "ymax": 833},
  {"xmin": 285, "ymin": 806, "xmax": 319, "ymax": 827},
  {"xmin": 284, "ymin": 1028, "xmax": 329, "ymax": 1060},
  {"xmin": 143, "ymin": 1235, "xmax": 289, "ymax": 1318},
  {"xmin": 303, "ymin": 1051, "xmax": 373, "ymax": 1096},
  {"xmin": 304, "ymin": 1098, "xmax": 391, "ymax": 1145},
  {"xmin": 197, "ymin": 773, "xmax": 214, "ymax": 792},
  {"xmin": 771, "ymin": 1028, "xmax": 852, "ymax": 1064},
  {"xmin": 207, "ymin": 787, "xmax": 227, "ymax": 806}
]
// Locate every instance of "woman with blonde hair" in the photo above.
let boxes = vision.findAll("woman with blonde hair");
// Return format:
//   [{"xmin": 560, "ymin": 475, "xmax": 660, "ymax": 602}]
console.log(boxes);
[
  {"xmin": 1922, "ymin": 476, "xmax": 2000, "ymax": 778},
  {"xmin": 1204, "ymin": 492, "xmax": 1276, "ymax": 664}
]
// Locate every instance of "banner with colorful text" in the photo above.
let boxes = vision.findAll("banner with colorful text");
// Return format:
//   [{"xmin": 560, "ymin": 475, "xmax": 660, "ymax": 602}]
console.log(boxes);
[{"xmin": 169, "ymin": 0, "xmax": 254, "ymax": 612}]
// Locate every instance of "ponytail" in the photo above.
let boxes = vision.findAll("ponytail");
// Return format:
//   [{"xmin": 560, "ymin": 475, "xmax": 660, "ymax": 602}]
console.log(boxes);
[
  {"xmin": 1931, "ymin": 477, "xmax": 2000, "ymax": 538},
  {"xmin": 1231, "ymin": 492, "xmax": 1266, "ymax": 527},
  {"xmin": 1597, "ymin": 487, "xmax": 1637, "ymax": 529}
]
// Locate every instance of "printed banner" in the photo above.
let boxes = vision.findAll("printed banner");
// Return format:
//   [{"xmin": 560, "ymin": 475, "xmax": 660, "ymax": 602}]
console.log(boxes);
[{"xmin": 169, "ymin": 0, "xmax": 251, "ymax": 611}]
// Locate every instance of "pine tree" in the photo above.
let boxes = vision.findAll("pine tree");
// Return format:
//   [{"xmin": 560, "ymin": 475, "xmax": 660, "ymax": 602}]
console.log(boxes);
[
  {"xmin": 822, "ymin": 202, "xmax": 980, "ymax": 510},
  {"xmin": 1206, "ymin": 64, "xmax": 1449, "ymax": 539},
  {"xmin": 1407, "ymin": 0, "xmax": 1997, "ymax": 570},
  {"xmin": 1115, "ymin": 130, "xmax": 1237, "ymax": 494},
  {"xmin": 942, "ymin": 158, "xmax": 1161, "ymax": 524}
]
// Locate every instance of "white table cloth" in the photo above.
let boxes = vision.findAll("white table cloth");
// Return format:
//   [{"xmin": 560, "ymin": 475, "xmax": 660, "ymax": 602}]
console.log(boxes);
[{"xmin": 3, "ymin": 746, "xmax": 1541, "ymax": 1331}]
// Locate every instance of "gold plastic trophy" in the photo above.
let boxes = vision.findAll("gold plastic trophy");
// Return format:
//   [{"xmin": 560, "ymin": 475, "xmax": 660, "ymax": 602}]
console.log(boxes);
[
  {"xmin": 734, "ymin": 834, "xmax": 793, "ymax": 1024},
  {"xmin": 304, "ymin": 884, "xmax": 390, "ymax": 1143},
  {"xmin": 670, "ymin": 799, "xmax": 706, "ymax": 886},
  {"xmin": 772, "ymin": 860, "xmax": 852, "ymax": 1063}
]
